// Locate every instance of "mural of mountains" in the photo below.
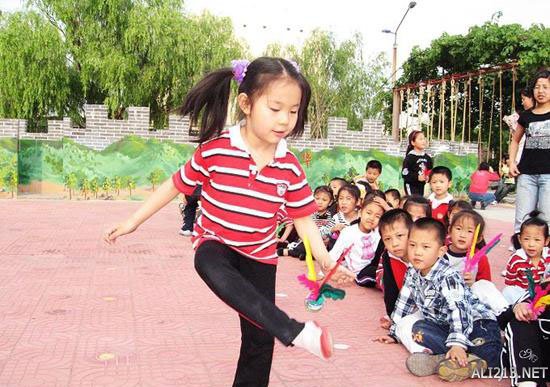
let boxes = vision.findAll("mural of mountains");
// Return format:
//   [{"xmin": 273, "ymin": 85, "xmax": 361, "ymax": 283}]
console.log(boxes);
[{"xmin": 12, "ymin": 135, "xmax": 478, "ymax": 198}]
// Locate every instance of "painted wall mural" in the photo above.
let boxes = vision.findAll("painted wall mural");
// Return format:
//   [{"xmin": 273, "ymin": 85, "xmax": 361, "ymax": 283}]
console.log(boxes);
[{"xmin": 0, "ymin": 104, "xmax": 479, "ymax": 200}]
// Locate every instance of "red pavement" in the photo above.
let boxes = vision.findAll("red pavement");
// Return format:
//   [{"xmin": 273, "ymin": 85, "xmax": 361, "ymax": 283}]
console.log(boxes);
[{"xmin": 0, "ymin": 200, "xmax": 513, "ymax": 387}]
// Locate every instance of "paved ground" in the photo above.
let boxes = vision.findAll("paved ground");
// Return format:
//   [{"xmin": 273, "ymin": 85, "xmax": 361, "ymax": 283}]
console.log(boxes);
[{"xmin": 0, "ymin": 200, "xmax": 515, "ymax": 387}]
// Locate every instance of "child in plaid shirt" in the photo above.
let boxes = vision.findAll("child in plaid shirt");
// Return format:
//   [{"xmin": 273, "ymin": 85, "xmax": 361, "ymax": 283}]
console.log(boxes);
[{"xmin": 375, "ymin": 218, "xmax": 502, "ymax": 382}]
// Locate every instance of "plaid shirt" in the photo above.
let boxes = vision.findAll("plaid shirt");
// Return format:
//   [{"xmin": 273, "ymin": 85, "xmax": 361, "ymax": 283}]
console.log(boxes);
[{"xmin": 389, "ymin": 257, "xmax": 495, "ymax": 349}]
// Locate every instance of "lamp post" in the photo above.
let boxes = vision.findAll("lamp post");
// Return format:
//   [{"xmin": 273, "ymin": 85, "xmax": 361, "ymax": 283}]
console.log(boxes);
[{"xmin": 383, "ymin": 1, "xmax": 417, "ymax": 141}]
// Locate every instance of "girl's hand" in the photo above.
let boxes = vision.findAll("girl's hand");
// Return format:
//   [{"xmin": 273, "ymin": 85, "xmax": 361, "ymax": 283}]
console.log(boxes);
[
  {"xmin": 509, "ymin": 161, "xmax": 520, "ymax": 177},
  {"xmin": 513, "ymin": 302, "xmax": 535, "ymax": 322},
  {"xmin": 463, "ymin": 271, "xmax": 475, "ymax": 286},
  {"xmin": 103, "ymin": 220, "xmax": 138, "ymax": 244},
  {"xmin": 373, "ymin": 196, "xmax": 391, "ymax": 211},
  {"xmin": 418, "ymin": 173, "xmax": 426, "ymax": 182},
  {"xmin": 318, "ymin": 257, "xmax": 355, "ymax": 284},
  {"xmin": 373, "ymin": 335, "xmax": 396, "ymax": 344},
  {"xmin": 446, "ymin": 346, "xmax": 468, "ymax": 367}
]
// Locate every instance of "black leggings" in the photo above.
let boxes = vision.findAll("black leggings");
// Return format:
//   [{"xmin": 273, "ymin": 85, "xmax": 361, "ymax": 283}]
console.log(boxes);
[
  {"xmin": 194, "ymin": 240, "xmax": 304, "ymax": 387},
  {"xmin": 502, "ymin": 309, "xmax": 550, "ymax": 386},
  {"xmin": 404, "ymin": 181, "xmax": 425, "ymax": 196}
]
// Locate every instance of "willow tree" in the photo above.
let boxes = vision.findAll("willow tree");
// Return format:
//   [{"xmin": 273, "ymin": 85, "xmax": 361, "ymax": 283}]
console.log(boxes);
[
  {"xmin": 30, "ymin": 0, "xmax": 246, "ymax": 127},
  {"xmin": 0, "ymin": 11, "xmax": 70, "ymax": 122},
  {"xmin": 266, "ymin": 30, "xmax": 389, "ymax": 137}
]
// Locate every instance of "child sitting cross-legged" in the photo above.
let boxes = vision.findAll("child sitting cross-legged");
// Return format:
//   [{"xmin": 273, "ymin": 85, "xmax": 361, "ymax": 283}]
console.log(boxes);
[
  {"xmin": 503, "ymin": 210, "xmax": 550, "ymax": 304},
  {"xmin": 329, "ymin": 193, "xmax": 385, "ymax": 285},
  {"xmin": 324, "ymin": 184, "xmax": 361, "ymax": 250},
  {"xmin": 445, "ymin": 210, "xmax": 508, "ymax": 314},
  {"xmin": 278, "ymin": 185, "xmax": 334, "ymax": 259},
  {"xmin": 374, "ymin": 209, "xmax": 413, "ymax": 331},
  {"xmin": 375, "ymin": 218, "xmax": 502, "ymax": 382}
]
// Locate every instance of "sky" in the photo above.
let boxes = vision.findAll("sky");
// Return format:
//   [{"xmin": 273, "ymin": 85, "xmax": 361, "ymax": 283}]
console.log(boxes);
[{"xmin": 1, "ymin": 0, "xmax": 548, "ymax": 77}]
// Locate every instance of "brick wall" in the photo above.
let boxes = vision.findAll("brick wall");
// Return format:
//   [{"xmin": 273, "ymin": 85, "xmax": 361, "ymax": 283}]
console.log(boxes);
[{"xmin": 0, "ymin": 104, "xmax": 477, "ymax": 156}]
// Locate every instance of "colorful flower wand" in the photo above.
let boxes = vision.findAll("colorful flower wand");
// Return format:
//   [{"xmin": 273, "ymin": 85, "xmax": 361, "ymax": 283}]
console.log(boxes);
[
  {"xmin": 529, "ymin": 285, "xmax": 550, "ymax": 318},
  {"xmin": 297, "ymin": 237, "xmax": 349, "ymax": 312},
  {"xmin": 526, "ymin": 269, "xmax": 550, "ymax": 318},
  {"xmin": 463, "ymin": 232, "xmax": 502, "ymax": 273}
]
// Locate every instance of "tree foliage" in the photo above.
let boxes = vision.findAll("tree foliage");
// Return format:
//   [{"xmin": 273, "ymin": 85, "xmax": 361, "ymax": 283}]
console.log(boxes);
[
  {"xmin": 2, "ymin": 0, "xmax": 245, "ymax": 127},
  {"xmin": 386, "ymin": 19, "xmax": 549, "ymax": 162},
  {"xmin": 265, "ymin": 30, "xmax": 389, "ymax": 136},
  {"xmin": 0, "ymin": 11, "xmax": 70, "ymax": 123}
]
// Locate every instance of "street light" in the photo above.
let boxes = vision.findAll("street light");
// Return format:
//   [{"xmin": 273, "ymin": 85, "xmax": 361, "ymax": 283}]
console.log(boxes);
[
  {"xmin": 383, "ymin": 1, "xmax": 416, "ymax": 85},
  {"xmin": 383, "ymin": 1, "xmax": 417, "ymax": 141}
]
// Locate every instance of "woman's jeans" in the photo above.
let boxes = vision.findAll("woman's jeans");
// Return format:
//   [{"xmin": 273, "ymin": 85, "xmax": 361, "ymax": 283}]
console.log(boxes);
[
  {"xmin": 514, "ymin": 174, "xmax": 550, "ymax": 233},
  {"xmin": 468, "ymin": 192, "xmax": 496, "ymax": 208}
]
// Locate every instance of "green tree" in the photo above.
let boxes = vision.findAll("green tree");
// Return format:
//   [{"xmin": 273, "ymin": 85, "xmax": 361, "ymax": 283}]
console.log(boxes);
[
  {"xmin": 266, "ymin": 30, "xmax": 389, "ymax": 135},
  {"xmin": 148, "ymin": 168, "xmax": 163, "ymax": 191},
  {"xmin": 80, "ymin": 177, "xmax": 90, "ymax": 200},
  {"xmin": 123, "ymin": 176, "xmax": 136, "ymax": 196},
  {"xmin": 4, "ymin": 164, "xmax": 18, "ymax": 198},
  {"xmin": 112, "ymin": 175, "xmax": 122, "ymax": 197},
  {"xmin": 101, "ymin": 177, "xmax": 112, "ymax": 197},
  {"xmin": 90, "ymin": 177, "xmax": 99, "ymax": 199},
  {"xmin": 64, "ymin": 172, "xmax": 78, "ymax": 200},
  {"xmin": 391, "ymin": 20, "xmax": 550, "ymax": 156},
  {"xmin": 30, "ymin": 0, "xmax": 245, "ymax": 127},
  {"xmin": 0, "ymin": 11, "xmax": 70, "ymax": 123}
]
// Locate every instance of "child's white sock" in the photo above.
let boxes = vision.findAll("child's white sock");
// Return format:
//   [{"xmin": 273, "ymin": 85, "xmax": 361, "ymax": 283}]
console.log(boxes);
[{"xmin": 292, "ymin": 321, "xmax": 333, "ymax": 360}]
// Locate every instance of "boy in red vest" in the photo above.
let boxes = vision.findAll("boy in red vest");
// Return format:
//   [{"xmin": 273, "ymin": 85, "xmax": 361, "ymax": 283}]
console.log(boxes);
[{"xmin": 428, "ymin": 166, "xmax": 453, "ymax": 226}]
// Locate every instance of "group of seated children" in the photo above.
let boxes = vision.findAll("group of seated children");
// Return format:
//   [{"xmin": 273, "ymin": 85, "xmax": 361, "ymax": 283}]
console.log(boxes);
[{"xmin": 277, "ymin": 159, "xmax": 550, "ymax": 386}]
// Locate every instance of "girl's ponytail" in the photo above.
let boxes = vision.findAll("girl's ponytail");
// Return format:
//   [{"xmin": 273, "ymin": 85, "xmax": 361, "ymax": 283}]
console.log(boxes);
[{"xmin": 178, "ymin": 68, "xmax": 234, "ymax": 143}]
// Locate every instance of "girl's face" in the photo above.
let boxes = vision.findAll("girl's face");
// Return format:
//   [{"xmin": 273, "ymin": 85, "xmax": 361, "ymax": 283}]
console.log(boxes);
[
  {"xmin": 521, "ymin": 94, "xmax": 535, "ymax": 110},
  {"xmin": 533, "ymin": 78, "xmax": 550, "ymax": 105},
  {"xmin": 412, "ymin": 132, "xmax": 427, "ymax": 151},
  {"xmin": 448, "ymin": 208, "xmax": 462, "ymax": 225},
  {"xmin": 385, "ymin": 194, "xmax": 399, "ymax": 209},
  {"xmin": 314, "ymin": 191, "xmax": 332, "ymax": 213},
  {"xmin": 519, "ymin": 225, "xmax": 549, "ymax": 259},
  {"xmin": 406, "ymin": 204, "xmax": 427, "ymax": 222},
  {"xmin": 338, "ymin": 190, "xmax": 359, "ymax": 216},
  {"xmin": 330, "ymin": 181, "xmax": 344, "ymax": 198},
  {"xmin": 359, "ymin": 202, "xmax": 384, "ymax": 233},
  {"xmin": 239, "ymin": 78, "xmax": 301, "ymax": 148},
  {"xmin": 381, "ymin": 220, "xmax": 409, "ymax": 258},
  {"xmin": 450, "ymin": 217, "xmax": 478, "ymax": 253}
]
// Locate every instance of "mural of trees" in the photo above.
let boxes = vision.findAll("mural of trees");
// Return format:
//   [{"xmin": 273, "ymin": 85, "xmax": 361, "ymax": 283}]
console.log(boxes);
[
  {"xmin": 63, "ymin": 173, "xmax": 77, "ymax": 200},
  {"xmin": 148, "ymin": 169, "xmax": 164, "ymax": 191}
]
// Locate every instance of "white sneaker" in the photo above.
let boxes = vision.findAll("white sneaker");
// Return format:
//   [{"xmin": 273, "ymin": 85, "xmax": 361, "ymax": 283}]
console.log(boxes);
[
  {"xmin": 179, "ymin": 229, "xmax": 192, "ymax": 236},
  {"xmin": 508, "ymin": 245, "xmax": 515, "ymax": 252},
  {"xmin": 501, "ymin": 269, "xmax": 506, "ymax": 277},
  {"xmin": 491, "ymin": 200, "xmax": 497, "ymax": 205},
  {"xmin": 292, "ymin": 321, "xmax": 333, "ymax": 360}
]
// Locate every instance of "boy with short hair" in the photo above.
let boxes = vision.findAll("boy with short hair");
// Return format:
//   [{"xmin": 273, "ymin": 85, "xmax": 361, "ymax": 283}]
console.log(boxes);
[
  {"xmin": 375, "ymin": 218, "xmax": 502, "ymax": 382},
  {"xmin": 427, "ymin": 166, "xmax": 453, "ymax": 225},
  {"xmin": 376, "ymin": 209, "xmax": 412, "ymax": 316},
  {"xmin": 355, "ymin": 160, "xmax": 382, "ymax": 190}
]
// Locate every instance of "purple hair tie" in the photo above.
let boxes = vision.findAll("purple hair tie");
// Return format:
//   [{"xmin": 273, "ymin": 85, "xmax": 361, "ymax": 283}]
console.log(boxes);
[{"xmin": 231, "ymin": 59, "xmax": 250, "ymax": 85}]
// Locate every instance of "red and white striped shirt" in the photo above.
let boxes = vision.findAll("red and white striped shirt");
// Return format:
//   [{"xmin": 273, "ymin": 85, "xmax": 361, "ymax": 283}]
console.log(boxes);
[
  {"xmin": 504, "ymin": 247, "xmax": 550, "ymax": 289},
  {"xmin": 172, "ymin": 124, "xmax": 317, "ymax": 264}
]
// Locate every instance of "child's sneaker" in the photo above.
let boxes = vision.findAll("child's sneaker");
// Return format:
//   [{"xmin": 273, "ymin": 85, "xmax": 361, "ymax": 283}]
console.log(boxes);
[
  {"xmin": 292, "ymin": 321, "xmax": 333, "ymax": 360},
  {"xmin": 405, "ymin": 352, "xmax": 445, "ymax": 376},
  {"xmin": 437, "ymin": 354, "xmax": 487, "ymax": 382},
  {"xmin": 179, "ymin": 229, "xmax": 192, "ymax": 236}
]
